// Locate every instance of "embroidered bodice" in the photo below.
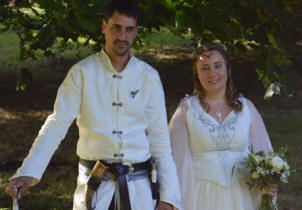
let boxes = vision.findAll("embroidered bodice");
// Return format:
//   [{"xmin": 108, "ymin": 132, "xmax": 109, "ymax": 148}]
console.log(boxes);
[{"xmin": 186, "ymin": 95, "xmax": 250, "ymax": 187}]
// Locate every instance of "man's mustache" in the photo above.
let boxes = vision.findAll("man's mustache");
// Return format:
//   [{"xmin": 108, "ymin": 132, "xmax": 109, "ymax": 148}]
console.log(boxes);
[{"xmin": 114, "ymin": 40, "xmax": 129, "ymax": 45}]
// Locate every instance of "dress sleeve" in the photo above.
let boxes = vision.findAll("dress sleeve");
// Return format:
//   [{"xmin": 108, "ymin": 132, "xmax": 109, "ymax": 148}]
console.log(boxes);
[
  {"xmin": 10, "ymin": 65, "xmax": 82, "ymax": 183},
  {"xmin": 247, "ymin": 99, "xmax": 273, "ymax": 153},
  {"xmin": 145, "ymin": 72, "xmax": 182, "ymax": 209},
  {"xmin": 169, "ymin": 100, "xmax": 195, "ymax": 210},
  {"xmin": 246, "ymin": 98, "xmax": 278, "ymax": 202}
]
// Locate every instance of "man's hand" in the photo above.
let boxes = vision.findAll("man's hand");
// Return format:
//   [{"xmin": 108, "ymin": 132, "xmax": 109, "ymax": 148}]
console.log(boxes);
[
  {"xmin": 6, "ymin": 176, "xmax": 34, "ymax": 199},
  {"xmin": 157, "ymin": 201, "xmax": 174, "ymax": 210}
]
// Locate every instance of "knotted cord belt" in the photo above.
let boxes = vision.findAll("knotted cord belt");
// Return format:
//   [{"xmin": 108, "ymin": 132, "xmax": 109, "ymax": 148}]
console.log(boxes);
[{"xmin": 80, "ymin": 158, "xmax": 152, "ymax": 210}]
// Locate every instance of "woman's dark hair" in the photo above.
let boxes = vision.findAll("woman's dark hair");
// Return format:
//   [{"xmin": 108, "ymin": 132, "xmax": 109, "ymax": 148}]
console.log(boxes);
[
  {"xmin": 192, "ymin": 43, "xmax": 242, "ymax": 112},
  {"xmin": 105, "ymin": 0, "xmax": 141, "ymax": 24}
]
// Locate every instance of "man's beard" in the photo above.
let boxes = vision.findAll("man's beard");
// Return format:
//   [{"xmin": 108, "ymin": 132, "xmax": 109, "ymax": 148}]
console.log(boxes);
[{"xmin": 114, "ymin": 40, "xmax": 131, "ymax": 56}]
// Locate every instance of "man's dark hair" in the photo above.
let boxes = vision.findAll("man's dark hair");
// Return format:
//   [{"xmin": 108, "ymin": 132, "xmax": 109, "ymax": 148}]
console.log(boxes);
[{"xmin": 105, "ymin": 0, "xmax": 141, "ymax": 24}]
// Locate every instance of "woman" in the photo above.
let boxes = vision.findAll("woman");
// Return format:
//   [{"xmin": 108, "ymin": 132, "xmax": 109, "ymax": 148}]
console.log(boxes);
[{"xmin": 169, "ymin": 43, "xmax": 275, "ymax": 210}]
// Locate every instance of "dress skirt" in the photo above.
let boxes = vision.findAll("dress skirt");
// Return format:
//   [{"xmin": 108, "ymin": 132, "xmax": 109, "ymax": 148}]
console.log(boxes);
[{"xmin": 193, "ymin": 177, "xmax": 260, "ymax": 210}]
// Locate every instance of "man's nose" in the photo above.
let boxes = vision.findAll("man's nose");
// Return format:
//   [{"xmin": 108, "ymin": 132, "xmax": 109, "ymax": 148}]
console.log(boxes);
[{"xmin": 117, "ymin": 29, "xmax": 126, "ymax": 40}]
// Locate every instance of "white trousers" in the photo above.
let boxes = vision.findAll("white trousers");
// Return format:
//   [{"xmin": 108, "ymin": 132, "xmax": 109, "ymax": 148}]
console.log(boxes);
[{"xmin": 73, "ymin": 163, "xmax": 155, "ymax": 210}]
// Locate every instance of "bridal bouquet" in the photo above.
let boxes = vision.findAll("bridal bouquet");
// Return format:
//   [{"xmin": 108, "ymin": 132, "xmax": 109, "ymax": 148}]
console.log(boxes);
[{"xmin": 243, "ymin": 148, "xmax": 291, "ymax": 210}]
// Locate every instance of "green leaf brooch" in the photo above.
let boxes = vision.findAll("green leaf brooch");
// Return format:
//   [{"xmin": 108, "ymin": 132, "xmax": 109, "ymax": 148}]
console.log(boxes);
[{"xmin": 130, "ymin": 89, "xmax": 139, "ymax": 98}]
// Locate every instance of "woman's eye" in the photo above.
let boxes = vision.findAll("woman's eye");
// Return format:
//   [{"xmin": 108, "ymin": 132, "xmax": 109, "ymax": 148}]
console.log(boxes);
[
  {"xmin": 201, "ymin": 66, "xmax": 210, "ymax": 71},
  {"xmin": 215, "ymin": 64, "xmax": 222, "ymax": 69}
]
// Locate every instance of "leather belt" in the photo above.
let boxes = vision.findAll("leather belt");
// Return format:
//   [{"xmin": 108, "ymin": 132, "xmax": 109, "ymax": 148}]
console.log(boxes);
[
  {"xmin": 80, "ymin": 158, "xmax": 152, "ymax": 210},
  {"xmin": 79, "ymin": 158, "xmax": 151, "ymax": 173}
]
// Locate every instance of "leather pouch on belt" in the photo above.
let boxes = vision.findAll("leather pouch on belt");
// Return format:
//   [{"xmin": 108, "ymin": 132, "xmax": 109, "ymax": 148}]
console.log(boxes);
[{"xmin": 85, "ymin": 161, "xmax": 109, "ymax": 210}]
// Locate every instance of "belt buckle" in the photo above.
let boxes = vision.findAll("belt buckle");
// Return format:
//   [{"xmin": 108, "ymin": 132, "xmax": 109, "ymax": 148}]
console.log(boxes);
[
  {"xmin": 122, "ymin": 162, "xmax": 134, "ymax": 175},
  {"xmin": 105, "ymin": 158, "xmax": 122, "ymax": 164},
  {"xmin": 128, "ymin": 164, "xmax": 134, "ymax": 175}
]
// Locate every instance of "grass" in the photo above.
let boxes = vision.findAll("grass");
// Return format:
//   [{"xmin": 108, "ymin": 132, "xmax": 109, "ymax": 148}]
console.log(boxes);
[
  {"xmin": 0, "ymin": 30, "xmax": 20, "ymax": 66},
  {"xmin": 263, "ymin": 110, "xmax": 302, "ymax": 209},
  {"xmin": 0, "ymin": 29, "xmax": 94, "ymax": 73},
  {"xmin": 0, "ymin": 30, "xmax": 302, "ymax": 209}
]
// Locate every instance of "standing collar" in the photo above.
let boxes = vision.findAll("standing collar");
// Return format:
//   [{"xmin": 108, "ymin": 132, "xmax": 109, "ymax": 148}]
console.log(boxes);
[{"xmin": 99, "ymin": 49, "xmax": 135, "ymax": 74}]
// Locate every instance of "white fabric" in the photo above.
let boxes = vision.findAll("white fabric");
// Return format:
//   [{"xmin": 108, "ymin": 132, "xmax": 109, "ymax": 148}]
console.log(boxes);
[
  {"xmin": 169, "ymin": 95, "xmax": 274, "ymax": 210},
  {"xmin": 73, "ymin": 162, "xmax": 154, "ymax": 210},
  {"xmin": 11, "ymin": 49, "xmax": 182, "ymax": 209},
  {"xmin": 192, "ymin": 177, "xmax": 260, "ymax": 210}
]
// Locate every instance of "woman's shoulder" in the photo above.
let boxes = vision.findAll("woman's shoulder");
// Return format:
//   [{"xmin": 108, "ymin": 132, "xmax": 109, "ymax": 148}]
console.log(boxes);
[
  {"xmin": 177, "ymin": 94, "xmax": 203, "ymax": 116},
  {"xmin": 238, "ymin": 94, "xmax": 255, "ymax": 110},
  {"xmin": 173, "ymin": 94, "xmax": 195, "ymax": 113},
  {"xmin": 180, "ymin": 94, "xmax": 198, "ymax": 104},
  {"xmin": 237, "ymin": 94, "xmax": 260, "ymax": 118}
]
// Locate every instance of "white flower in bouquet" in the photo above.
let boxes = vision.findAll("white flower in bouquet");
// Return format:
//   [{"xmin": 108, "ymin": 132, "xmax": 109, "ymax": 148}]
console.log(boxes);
[
  {"xmin": 283, "ymin": 161, "xmax": 290, "ymax": 170},
  {"xmin": 254, "ymin": 155, "xmax": 263, "ymax": 163},
  {"xmin": 270, "ymin": 156, "xmax": 284, "ymax": 172},
  {"xmin": 280, "ymin": 173, "xmax": 288, "ymax": 183},
  {"xmin": 280, "ymin": 171, "xmax": 290, "ymax": 183},
  {"xmin": 256, "ymin": 167, "xmax": 263, "ymax": 174},
  {"xmin": 256, "ymin": 167, "xmax": 268, "ymax": 176}
]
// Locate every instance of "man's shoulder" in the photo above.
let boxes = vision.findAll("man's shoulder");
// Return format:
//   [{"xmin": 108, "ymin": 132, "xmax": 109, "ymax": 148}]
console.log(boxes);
[
  {"xmin": 133, "ymin": 56, "xmax": 158, "ymax": 75},
  {"xmin": 134, "ymin": 57, "xmax": 159, "ymax": 79},
  {"xmin": 68, "ymin": 53, "xmax": 104, "ymax": 76},
  {"xmin": 74, "ymin": 53, "xmax": 99, "ymax": 69}
]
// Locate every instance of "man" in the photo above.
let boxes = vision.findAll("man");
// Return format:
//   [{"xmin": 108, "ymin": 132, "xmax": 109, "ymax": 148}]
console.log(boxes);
[{"xmin": 6, "ymin": 0, "xmax": 182, "ymax": 210}]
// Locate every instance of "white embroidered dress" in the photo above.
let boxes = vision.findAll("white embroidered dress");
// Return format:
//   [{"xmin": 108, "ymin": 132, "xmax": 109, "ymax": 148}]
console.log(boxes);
[{"xmin": 169, "ymin": 95, "xmax": 274, "ymax": 210}]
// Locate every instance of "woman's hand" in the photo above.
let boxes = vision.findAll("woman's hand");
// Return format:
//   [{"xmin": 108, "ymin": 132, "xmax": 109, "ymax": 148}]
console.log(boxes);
[{"xmin": 261, "ymin": 184, "xmax": 278, "ymax": 197}]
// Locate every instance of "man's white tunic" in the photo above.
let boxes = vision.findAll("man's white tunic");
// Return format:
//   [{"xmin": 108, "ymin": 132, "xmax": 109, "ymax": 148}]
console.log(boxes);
[{"xmin": 11, "ymin": 50, "xmax": 182, "ymax": 209}]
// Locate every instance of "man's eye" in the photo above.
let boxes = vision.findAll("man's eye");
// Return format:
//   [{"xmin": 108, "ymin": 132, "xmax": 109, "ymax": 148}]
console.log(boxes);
[
  {"xmin": 126, "ymin": 27, "xmax": 135, "ymax": 32},
  {"xmin": 112, "ymin": 25, "xmax": 121, "ymax": 32}
]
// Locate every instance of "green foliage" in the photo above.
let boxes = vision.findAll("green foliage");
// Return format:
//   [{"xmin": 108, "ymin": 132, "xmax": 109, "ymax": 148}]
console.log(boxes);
[
  {"xmin": 0, "ymin": 0, "xmax": 174, "ymax": 61},
  {"xmin": 1, "ymin": 0, "xmax": 112, "ymax": 61},
  {"xmin": 0, "ymin": 0, "xmax": 301, "ymax": 91},
  {"xmin": 173, "ymin": 0, "xmax": 302, "ymax": 88},
  {"xmin": 16, "ymin": 67, "xmax": 32, "ymax": 92},
  {"xmin": 0, "ymin": 30, "xmax": 20, "ymax": 65}
]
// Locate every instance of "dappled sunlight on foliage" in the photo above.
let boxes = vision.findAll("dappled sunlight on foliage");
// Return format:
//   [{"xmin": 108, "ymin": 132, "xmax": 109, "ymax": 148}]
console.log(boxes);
[{"xmin": 0, "ymin": 0, "xmax": 302, "ymax": 90}]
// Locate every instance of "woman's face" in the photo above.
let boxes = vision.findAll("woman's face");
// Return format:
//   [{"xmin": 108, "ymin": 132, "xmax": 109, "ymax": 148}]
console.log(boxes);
[{"xmin": 195, "ymin": 50, "xmax": 228, "ymax": 97}]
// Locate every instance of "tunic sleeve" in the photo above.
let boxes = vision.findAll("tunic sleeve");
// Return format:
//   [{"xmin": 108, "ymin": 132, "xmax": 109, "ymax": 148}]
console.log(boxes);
[
  {"xmin": 10, "ymin": 65, "xmax": 82, "ymax": 183},
  {"xmin": 169, "ymin": 100, "xmax": 195, "ymax": 210},
  {"xmin": 145, "ymin": 72, "xmax": 182, "ymax": 209}
]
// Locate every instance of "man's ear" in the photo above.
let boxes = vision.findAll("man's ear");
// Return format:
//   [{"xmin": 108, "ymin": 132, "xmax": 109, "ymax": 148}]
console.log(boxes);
[
  {"xmin": 102, "ymin": 19, "xmax": 107, "ymax": 34},
  {"xmin": 134, "ymin": 26, "xmax": 138, "ymax": 37}
]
